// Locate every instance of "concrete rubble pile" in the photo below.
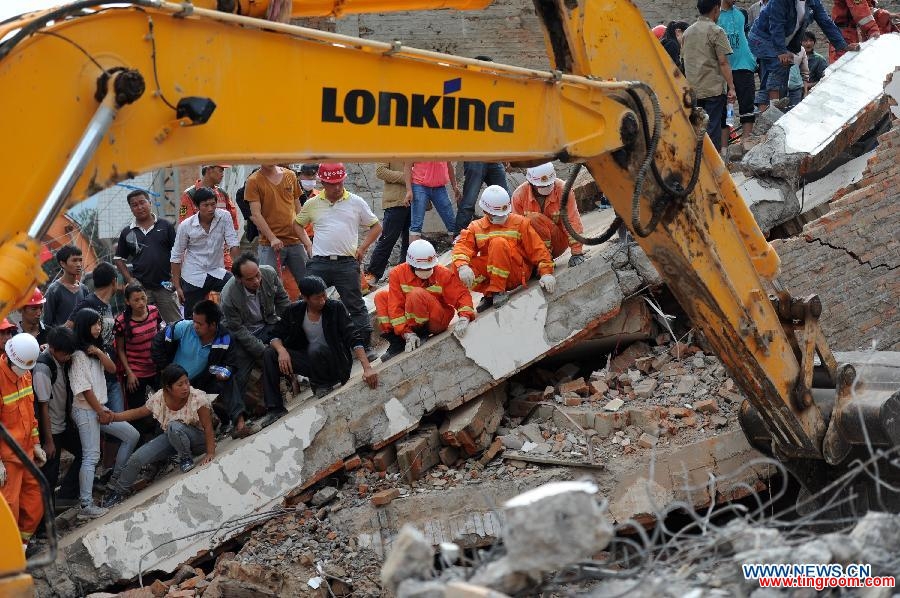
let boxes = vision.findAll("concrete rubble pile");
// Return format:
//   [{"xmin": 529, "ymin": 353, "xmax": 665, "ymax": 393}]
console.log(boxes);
[{"xmin": 89, "ymin": 332, "xmax": 772, "ymax": 597}]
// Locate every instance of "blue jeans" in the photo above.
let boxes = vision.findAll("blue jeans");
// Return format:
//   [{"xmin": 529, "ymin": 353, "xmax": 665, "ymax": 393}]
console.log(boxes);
[
  {"xmin": 754, "ymin": 55, "xmax": 789, "ymax": 106},
  {"xmin": 258, "ymin": 243, "xmax": 307, "ymax": 284},
  {"xmin": 698, "ymin": 94, "xmax": 727, "ymax": 151},
  {"xmin": 106, "ymin": 377, "xmax": 123, "ymax": 413},
  {"xmin": 111, "ymin": 421, "xmax": 206, "ymax": 494},
  {"xmin": 410, "ymin": 184, "xmax": 455, "ymax": 234},
  {"xmin": 71, "ymin": 406, "xmax": 139, "ymax": 506},
  {"xmin": 366, "ymin": 206, "xmax": 411, "ymax": 280},
  {"xmin": 454, "ymin": 162, "xmax": 509, "ymax": 235}
]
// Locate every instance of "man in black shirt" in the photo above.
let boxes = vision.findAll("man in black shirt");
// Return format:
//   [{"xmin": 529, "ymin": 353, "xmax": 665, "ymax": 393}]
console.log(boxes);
[
  {"xmin": 259, "ymin": 276, "xmax": 378, "ymax": 427},
  {"xmin": 114, "ymin": 189, "xmax": 181, "ymax": 323}
]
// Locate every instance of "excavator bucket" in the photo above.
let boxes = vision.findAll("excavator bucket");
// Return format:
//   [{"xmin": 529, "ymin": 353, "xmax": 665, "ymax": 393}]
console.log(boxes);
[{"xmin": 822, "ymin": 351, "xmax": 900, "ymax": 466}]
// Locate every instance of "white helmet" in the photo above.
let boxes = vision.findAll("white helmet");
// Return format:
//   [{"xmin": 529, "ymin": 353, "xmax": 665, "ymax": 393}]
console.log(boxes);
[
  {"xmin": 479, "ymin": 185, "xmax": 512, "ymax": 217},
  {"xmin": 525, "ymin": 162, "xmax": 557, "ymax": 187},
  {"xmin": 6, "ymin": 333, "xmax": 40, "ymax": 370},
  {"xmin": 406, "ymin": 239, "xmax": 439, "ymax": 269}
]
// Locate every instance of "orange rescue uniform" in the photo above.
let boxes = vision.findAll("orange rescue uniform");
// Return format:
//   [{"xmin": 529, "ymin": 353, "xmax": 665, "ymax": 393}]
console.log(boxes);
[
  {"xmin": 511, "ymin": 179, "xmax": 585, "ymax": 258},
  {"xmin": 374, "ymin": 264, "xmax": 475, "ymax": 336},
  {"xmin": 180, "ymin": 183, "xmax": 240, "ymax": 269},
  {"xmin": 452, "ymin": 214, "xmax": 554, "ymax": 295},
  {"xmin": 0, "ymin": 356, "xmax": 43, "ymax": 540},
  {"xmin": 830, "ymin": 0, "xmax": 898, "ymax": 62}
]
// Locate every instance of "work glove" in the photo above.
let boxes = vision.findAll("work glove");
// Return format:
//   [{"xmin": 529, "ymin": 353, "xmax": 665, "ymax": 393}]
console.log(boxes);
[
  {"xmin": 33, "ymin": 445, "xmax": 47, "ymax": 467},
  {"xmin": 568, "ymin": 253, "xmax": 586, "ymax": 268},
  {"xmin": 0, "ymin": 461, "xmax": 5, "ymax": 487},
  {"xmin": 403, "ymin": 332, "xmax": 421, "ymax": 352},
  {"xmin": 457, "ymin": 265, "xmax": 476, "ymax": 289},
  {"xmin": 453, "ymin": 317, "xmax": 470, "ymax": 337},
  {"xmin": 539, "ymin": 274, "xmax": 556, "ymax": 294}
]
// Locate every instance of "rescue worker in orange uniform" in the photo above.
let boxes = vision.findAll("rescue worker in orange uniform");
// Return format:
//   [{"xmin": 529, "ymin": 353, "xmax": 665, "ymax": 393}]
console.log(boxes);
[
  {"xmin": 453, "ymin": 186, "xmax": 557, "ymax": 312},
  {"xmin": 830, "ymin": 0, "xmax": 899, "ymax": 62},
  {"xmin": 0, "ymin": 333, "xmax": 46, "ymax": 546},
  {"xmin": 375, "ymin": 239, "xmax": 476, "ymax": 361},
  {"xmin": 511, "ymin": 163, "xmax": 587, "ymax": 267}
]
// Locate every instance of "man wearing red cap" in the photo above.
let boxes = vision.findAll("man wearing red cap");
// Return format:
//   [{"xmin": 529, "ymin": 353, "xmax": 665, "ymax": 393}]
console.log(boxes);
[
  {"xmin": 0, "ymin": 319, "xmax": 17, "ymax": 347},
  {"xmin": 245, "ymin": 164, "xmax": 312, "ymax": 289},
  {"xmin": 17, "ymin": 288, "xmax": 48, "ymax": 345},
  {"xmin": 180, "ymin": 165, "xmax": 240, "ymax": 269},
  {"xmin": 295, "ymin": 163, "xmax": 382, "ymax": 357}
]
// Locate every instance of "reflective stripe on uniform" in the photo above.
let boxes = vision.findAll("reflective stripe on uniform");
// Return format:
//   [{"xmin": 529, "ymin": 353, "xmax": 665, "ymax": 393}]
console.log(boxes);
[
  {"xmin": 376, "ymin": 316, "xmax": 391, "ymax": 324},
  {"xmin": 452, "ymin": 253, "xmax": 470, "ymax": 262},
  {"xmin": 31, "ymin": 427, "xmax": 38, "ymax": 437},
  {"xmin": 474, "ymin": 230, "xmax": 522, "ymax": 242},
  {"xmin": 405, "ymin": 312, "xmax": 429, "ymax": 324},
  {"xmin": 486, "ymin": 265, "xmax": 510, "ymax": 278},
  {"xmin": 858, "ymin": 14, "xmax": 875, "ymax": 25},
  {"xmin": 458, "ymin": 306, "xmax": 476, "ymax": 315},
  {"xmin": 390, "ymin": 315, "xmax": 407, "ymax": 326},
  {"xmin": 2, "ymin": 386, "xmax": 33, "ymax": 405},
  {"xmin": 399, "ymin": 284, "xmax": 444, "ymax": 294}
]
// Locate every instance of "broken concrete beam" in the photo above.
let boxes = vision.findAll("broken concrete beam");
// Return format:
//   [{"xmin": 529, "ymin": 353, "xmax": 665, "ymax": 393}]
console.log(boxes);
[
  {"xmin": 744, "ymin": 36, "xmax": 900, "ymax": 181},
  {"xmin": 440, "ymin": 384, "xmax": 506, "ymax": 456},
  {"xmin": 397, "ymin": 425, "xmax": 442, "ymax": 483}
]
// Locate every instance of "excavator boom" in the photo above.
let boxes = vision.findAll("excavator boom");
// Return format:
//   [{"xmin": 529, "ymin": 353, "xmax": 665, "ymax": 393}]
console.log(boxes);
[{"xmin": 0, "ymin": 1, "xmax": 898, "ymax": 548}]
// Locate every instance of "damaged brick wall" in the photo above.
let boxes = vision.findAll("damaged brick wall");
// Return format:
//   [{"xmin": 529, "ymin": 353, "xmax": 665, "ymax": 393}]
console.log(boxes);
[{"xmin": 772, "ymin": 119, "xmax": 900, "ymax": 352}]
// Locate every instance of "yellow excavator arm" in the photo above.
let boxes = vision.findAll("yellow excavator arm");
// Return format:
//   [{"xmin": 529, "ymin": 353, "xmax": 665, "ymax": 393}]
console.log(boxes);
[{"xmin": 0, "ymin": 3, "xmax": 894, "ymax": 550}]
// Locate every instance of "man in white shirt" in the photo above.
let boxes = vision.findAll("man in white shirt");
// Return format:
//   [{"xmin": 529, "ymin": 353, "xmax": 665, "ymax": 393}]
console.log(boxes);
[
  {"xmin": 294, "ymin": 163, "xmax": 382, "ymax": 356},
  {"xmin": 171, "ymin": 187, "xmax": 240, "ymax": 317}
]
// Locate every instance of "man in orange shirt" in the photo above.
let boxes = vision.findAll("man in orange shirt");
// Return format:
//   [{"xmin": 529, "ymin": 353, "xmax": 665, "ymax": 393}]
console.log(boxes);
[
  {"xmin": 512, "ymin": 163, "xmax": 586, "ymax": 267},
  {"xmin": 374, "ymin": 240, "xmax": 476, "ymax": 361},
  {"xmin": 0, "ymin": 333, "xmax": 46, "ymax": 546},
  {"xmin": 180, "ymin": 165, "xmax": 240, "ymax": 269},
  {"xmin": 245, "ymin": 164, "xmax": 312, "ymax": 290},
  {"xmin": 453, "ymin": 186, "xmax": 557, "ymax": 312}
]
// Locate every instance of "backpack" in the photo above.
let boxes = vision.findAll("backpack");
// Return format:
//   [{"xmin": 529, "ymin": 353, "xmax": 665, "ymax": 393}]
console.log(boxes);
[{"xmin": 235, "ymin": 173, "xmax": 259, "ymax": 242}]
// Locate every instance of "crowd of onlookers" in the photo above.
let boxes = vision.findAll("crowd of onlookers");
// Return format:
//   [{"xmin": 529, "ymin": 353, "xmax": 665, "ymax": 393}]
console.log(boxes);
[
  {"xmin": 1, "ymin": 147, "xmax": 589, "ymax": 550},
  {"xmin": 654, "ymin": 0, "xmax": 898, "ymax": 154}
]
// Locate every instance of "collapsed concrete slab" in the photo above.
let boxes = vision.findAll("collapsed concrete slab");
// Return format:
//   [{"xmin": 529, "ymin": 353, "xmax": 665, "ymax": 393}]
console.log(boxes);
[
  {"xmin": 739, "ymin": 39, "xmax": 900, "ymax": 232},
  {"xmin": 744, "ymin": 36, "xmax": 900, "ymax": 180},
  {"xmin": 41, "ymin": 210, "xmax": 651, "ymax": 592}
]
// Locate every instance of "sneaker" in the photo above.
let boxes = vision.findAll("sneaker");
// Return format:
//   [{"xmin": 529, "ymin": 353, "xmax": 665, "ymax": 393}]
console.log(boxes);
[
  {"xmin": 311, "ymin": 385, "xmax": 335, "ymax": 399},
  {"xmin": 477, "ymin": 292, "xmax": 509, "ymax": 313},
  {"xmin": 259, "ymin": 407, "xmax": 288, "ymax": 429},
  {"xmin": 77, "ymin": 503, "xmax": 108, "ymax": 519},
  {"xmin": 179, "ymin": 457, "xmax": 195, "ymax": 473},
  {"xmin": 101, "ymin": 491, "xmax": 125, "ymax": 509}
]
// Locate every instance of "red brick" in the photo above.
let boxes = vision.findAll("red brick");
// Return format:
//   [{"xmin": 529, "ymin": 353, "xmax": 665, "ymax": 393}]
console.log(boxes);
[
  {"xmin": 564, "ymin": 396, "xmax": 583, "ymax": 407},
  {"xmin": 558, "ymin": 377, "xmax": 590, "ymax": 396},
  {"xmin": 373, "ymin": 445, "xmax": 397, "ymax": 472},
  {"xmin": 371, "ymin": 488, "xmax": 401, "ymax": 506},
  {"xmin": 478, "ymin": 437, "xmax": 504, "ymax": 466},
  {"xmin": 396, "ymin": 425, "xmax": 441, "ymax": 483},
  {"xmin": 694, "ymin": 399, "xmax": 719, "ymax": 414},
  {"xmin": 439, "ymin": 446, "xmax": 460, "ymax": 466},
  {"xmin": 343, "ymin": 454, "xmax": 362, "ymax": 471},
  {"xmin": 439, "ymin": 387, "xmax": 505, "ymax": 456},
  {"xmin": 358, "ymin": 483, "xmax": 369, "ymax": 496}
]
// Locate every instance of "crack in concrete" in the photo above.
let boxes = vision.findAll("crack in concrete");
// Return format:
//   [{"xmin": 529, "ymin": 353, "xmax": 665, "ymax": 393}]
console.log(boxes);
[{"xmin": 806, "ymin": 236, "xmax": 899, "ymax": 271}]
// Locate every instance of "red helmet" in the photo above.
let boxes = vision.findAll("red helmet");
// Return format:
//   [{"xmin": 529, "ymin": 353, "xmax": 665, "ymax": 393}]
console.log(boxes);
[
  {"xmin": 0, "ymin": 319, "xmax": 16, "ymax": 332},
  {"xmin": 25, "ymin": 288, "xmax": 45, "ymax": 307},
  {"xmin": 317, "ymin": 163, "xmax": 347, "ymax": 184},
  {"xmin": 652, "ymin": 24, "xmax": 666, "ymax": 40}
]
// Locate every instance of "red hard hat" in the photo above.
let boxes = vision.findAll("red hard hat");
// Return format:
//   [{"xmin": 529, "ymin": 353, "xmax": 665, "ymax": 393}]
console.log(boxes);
[
  {"xmin": 0, "ymin": 318, "xmax": 16, "ymax": 332},
  {"xmin": 652, "ymin": 24, "xmax": 666, "ymax": 39},
  {"xmin": 25, "ymin": 288, "xmax": 45, "ymax": 307},
  {"xmin": 317, "ymin": 163, "xmax": 347, "ymax": 184}
]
